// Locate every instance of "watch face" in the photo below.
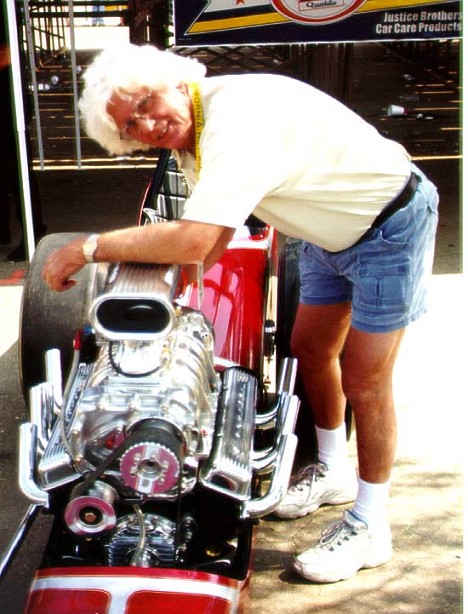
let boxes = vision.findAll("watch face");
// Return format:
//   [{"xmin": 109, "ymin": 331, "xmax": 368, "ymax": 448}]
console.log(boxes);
[{"xmin": 271, "ymin": 0, "xmax": 366, "ymax": 25}]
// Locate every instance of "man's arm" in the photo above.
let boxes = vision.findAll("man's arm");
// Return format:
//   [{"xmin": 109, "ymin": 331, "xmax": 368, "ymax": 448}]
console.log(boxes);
[
  {"xmin": 200, "ymin": 226, "xmax": 236, "ymax": 271},
  {"xmin": 42, "ymin": 220, "xmax": 232, "ymax": 292}
]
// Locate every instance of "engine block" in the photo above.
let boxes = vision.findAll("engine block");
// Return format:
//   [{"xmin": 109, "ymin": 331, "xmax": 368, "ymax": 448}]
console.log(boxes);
[{"xmin": 21, "ymin": 259, "xmax": 299, "ymax": 540}]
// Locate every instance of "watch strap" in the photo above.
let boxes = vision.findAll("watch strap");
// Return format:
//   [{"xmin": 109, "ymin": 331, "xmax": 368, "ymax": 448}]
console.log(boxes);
[{"xmin": 82, "ymin": 234, "xmax": 99, "ymax": 263}]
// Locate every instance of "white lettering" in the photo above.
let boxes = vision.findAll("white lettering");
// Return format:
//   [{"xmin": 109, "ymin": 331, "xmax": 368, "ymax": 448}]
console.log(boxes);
[
  {"xmin": 420, "ymin": 10, "xmax": 461, "ymax": 22},
  {"xmin": 383, "ymin": 12, "xmax": 418, "ymax": 23},
  {"xmin": 394, "ymin": 22, "xmax": 417, "ymax": 34},
  {"xmin": 376, "ymin": 23, "xmax": 393, "ymax": 34},
  {"xmin": 418, "ymin": 21, "xmax": 461, "ymax": 33}
]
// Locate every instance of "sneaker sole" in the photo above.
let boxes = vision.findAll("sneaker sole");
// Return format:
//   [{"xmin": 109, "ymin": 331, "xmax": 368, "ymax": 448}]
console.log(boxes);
[{"xmin": 294, "ymin": 549, "xmax": 393, "ymax": 583}]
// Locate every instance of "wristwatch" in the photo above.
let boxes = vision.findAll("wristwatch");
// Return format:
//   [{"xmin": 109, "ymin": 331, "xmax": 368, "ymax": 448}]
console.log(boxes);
[{"xmin": 82, "ymin": 234, "xmax": 99, "ymax": 263}]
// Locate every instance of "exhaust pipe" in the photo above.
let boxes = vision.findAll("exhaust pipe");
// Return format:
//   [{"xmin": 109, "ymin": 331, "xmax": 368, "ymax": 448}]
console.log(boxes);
[{"xmin": 18, "ymin": 423, "xmax": 49, "ymax": 506}]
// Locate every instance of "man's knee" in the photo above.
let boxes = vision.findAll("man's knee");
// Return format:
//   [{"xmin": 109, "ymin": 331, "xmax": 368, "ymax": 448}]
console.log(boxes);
[
  {"xmin": 341, "ymin": 363, "xmax": 396, "ymax": 414},
  {"xmin": 291, "ymin": 324, "xmax": 339, "ymax": 368},
  {"xmin": 290, "ymin": 303, "xmax": 351, "ymax": 365}
]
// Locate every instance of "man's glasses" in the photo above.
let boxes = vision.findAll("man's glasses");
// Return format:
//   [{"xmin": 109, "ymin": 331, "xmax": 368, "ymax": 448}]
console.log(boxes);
[{"xmin": 119, "ymin": 92, "xmax": 154, "ymax": 141}]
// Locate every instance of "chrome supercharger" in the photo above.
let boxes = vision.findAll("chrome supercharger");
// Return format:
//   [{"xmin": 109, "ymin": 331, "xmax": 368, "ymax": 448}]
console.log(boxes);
[{"xmin": 0, "ymin": 159, "xmax": 300, "ymax": 614}]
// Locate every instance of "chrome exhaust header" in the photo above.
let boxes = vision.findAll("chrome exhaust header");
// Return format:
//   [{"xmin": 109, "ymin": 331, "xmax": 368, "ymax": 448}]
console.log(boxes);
[
  {"xmin": 244, "ymin": 357, "xmax": 300, "ymax": 519},
  {"xmin": 256, "ymin": 357, "xmax": 298, "ymax": 429},
  {"xmin": 18, "ymin": 423, "xmax": 49, "ymax": 507}
]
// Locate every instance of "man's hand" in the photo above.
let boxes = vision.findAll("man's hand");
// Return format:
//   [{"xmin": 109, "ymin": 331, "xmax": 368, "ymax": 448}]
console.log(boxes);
[{"xmin": 42, "ymin": 237, "xmax": 88, "ymax": 291}]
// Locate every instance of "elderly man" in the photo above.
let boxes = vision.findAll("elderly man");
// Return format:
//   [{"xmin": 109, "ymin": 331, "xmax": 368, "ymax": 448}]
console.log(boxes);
[{"xmin": 43, "ymin": 44, "xmax": 438, "ymax": 583}]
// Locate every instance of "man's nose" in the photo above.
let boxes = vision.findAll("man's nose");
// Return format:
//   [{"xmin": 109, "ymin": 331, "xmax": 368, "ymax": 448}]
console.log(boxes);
[{"xmin": 138, "ymin": 116, "xmax": 156, "ymax": 132}]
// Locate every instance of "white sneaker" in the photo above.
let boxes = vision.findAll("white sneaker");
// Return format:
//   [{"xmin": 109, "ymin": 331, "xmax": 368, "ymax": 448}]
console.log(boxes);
[
  {"xmin": 294, "ymin": 510, "xmax": 393, "ymax": 583},
  {"xmin": 274, "ymin": 461, "xmax": 357, "ymax": 519}
]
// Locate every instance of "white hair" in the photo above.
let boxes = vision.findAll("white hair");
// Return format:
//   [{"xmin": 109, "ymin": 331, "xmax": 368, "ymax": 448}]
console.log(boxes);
[{"xmin": 78, "ymin": 44, "xmax": 207, "ymax": 156}]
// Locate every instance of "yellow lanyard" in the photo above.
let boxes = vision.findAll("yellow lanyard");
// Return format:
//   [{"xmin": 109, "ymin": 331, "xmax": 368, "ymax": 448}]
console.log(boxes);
[
  {"xmin": 187, "ymin": 82, "xmax": 205, "ymax": 305},
  {"xmin": 188, "ymin": 82, "xmax": 204, "ymax": 176}
]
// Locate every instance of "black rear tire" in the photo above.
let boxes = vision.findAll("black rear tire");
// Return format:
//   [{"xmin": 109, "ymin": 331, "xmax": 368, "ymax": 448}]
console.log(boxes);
[{"xmin": 19, "ymin": 233, "xmax": 94, "ymax": 403}]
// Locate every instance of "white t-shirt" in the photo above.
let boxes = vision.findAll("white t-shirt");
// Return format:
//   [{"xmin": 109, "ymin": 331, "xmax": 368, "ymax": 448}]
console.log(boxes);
[{"xmin": 178, "ymin": 73, "xmax": 411, "ymax": 252}]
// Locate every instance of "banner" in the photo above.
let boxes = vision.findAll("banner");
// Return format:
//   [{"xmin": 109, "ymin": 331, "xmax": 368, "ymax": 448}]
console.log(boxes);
[{"xmin": 173, "ymin": 0, "xmax": 462, "ymax": 46}]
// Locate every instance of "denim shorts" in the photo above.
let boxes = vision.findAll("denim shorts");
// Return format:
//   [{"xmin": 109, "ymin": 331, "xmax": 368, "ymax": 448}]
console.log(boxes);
[{"xmin": 299, "ymin": 166, "xmax": 439, "ymax": 333}]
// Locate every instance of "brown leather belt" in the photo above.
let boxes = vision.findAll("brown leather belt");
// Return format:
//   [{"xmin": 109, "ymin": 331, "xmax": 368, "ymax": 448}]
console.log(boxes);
[{"xmin": 353, "ymin": 172, "xmax": 420, "ymax": 247}]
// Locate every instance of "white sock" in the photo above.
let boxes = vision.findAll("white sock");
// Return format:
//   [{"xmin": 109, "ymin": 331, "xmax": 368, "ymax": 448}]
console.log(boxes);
[
  {"xmin": 351, "ymin": 477, "xmax": 390, "ymax": 529},
  {"xmin": 316, "ymin": 423, "xmax": 349, "ymax": 470}
]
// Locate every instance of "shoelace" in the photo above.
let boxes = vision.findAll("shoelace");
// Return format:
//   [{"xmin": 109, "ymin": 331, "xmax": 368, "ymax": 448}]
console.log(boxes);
[
  {"xmin": 291, "ymin": 462, "xmax": 327, "ymax": 492},
  {"xmin": 319, "ymin": 519, "xmax": 359, "ymax": 551}
]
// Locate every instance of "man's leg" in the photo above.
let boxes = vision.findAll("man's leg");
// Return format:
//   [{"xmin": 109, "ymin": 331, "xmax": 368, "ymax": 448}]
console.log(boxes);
[
  {"xmin": 274, "ymin": 302, "xmax": 358, "ymax": 519},
  {"xmin": 292, "ymin": 323, "xmax": 404, "ymax": 582},
  {"xmin": 341, "ymin": 326, "xmax": 405, "ymax": 484},
  {"xmin": 291, "ymin": 302, "xmax": 351, "ymax": 430}
]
